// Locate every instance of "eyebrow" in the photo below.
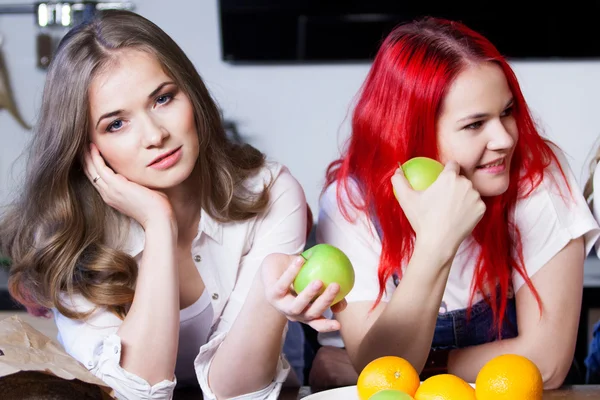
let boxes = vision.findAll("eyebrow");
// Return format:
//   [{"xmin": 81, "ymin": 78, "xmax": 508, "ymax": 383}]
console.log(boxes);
[
  {"xmin": 457, "ymin": 98, "xmax": 514, "ymax": 123},
  {"xmin": 95, "ymin": 81, "xmax": 175, "ymax": 129}
]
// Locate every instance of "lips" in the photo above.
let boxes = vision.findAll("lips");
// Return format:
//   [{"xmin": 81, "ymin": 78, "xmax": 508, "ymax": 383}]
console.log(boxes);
[
  {"xmin": 148, "ymin": 146, "xmax": 181, "ymax": 167},
  {"xmin": 477, "ymin": 157, "xmax": 504, "ymax": 169}
]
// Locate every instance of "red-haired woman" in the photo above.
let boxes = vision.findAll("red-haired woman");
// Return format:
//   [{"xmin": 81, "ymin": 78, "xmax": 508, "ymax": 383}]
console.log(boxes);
[{"xmin": 311, "ymin": 16, "xmax": 600, "ymax": 391}]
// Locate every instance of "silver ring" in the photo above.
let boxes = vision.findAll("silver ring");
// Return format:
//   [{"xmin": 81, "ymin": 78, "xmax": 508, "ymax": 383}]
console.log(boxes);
[{"xmin": 93, "ymin": 175, "xmax": 100, "ymax": 183}]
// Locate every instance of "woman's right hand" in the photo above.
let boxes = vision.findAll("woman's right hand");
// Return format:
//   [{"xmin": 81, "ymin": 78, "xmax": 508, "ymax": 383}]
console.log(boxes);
[
  {"xmin": 84, "ymin": 143, "xmax": 175, "ymax": 229},
  {"xmin": 391, "ymin": 160, "xmax": 485, "ymax": 253}
]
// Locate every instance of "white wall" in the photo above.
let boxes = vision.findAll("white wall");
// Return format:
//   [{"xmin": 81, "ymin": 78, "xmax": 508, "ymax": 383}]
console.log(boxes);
[{"xmin": 1, "ymin": 0, "xmax": 600, "ymax": 216}]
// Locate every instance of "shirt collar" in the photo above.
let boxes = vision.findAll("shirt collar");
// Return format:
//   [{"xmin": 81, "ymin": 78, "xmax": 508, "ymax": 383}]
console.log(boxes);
[{"xmin": 121, "ymin": 208, "xmax": 223, "ymax": 258}]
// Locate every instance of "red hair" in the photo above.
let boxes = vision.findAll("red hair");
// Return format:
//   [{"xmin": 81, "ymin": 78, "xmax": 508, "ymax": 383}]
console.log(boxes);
[{"xmin": 325, "ymin": 17, "xmax": 569, "ymax": 334}]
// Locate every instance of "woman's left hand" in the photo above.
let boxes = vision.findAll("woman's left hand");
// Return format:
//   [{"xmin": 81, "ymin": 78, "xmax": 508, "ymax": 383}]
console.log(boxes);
[{"xmin": 260, "ymin": 253, "xmax": 347, "ymax": 332}]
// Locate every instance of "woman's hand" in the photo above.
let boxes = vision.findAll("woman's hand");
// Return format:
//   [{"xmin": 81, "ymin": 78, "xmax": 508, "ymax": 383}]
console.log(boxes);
[
  {"xmin": 391, "ymin": 160, "xmax": 485, "ymax": 253},
  {"xmin": 260, "ymin": 253, "xmax": 347, "ymax": 332},
  {"xmin": 84, "ymin": 143, "xmax": 175, "ymax": 229}
]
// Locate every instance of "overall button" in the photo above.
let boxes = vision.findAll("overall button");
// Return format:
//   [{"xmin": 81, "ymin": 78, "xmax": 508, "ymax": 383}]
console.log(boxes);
[
  {"xmin": 212, "ymin": 293, "xmax": 219, "ymax": 300},
  {"xmin": 194, "ymin": 255, "xmax": 202, "ymax": 262}
]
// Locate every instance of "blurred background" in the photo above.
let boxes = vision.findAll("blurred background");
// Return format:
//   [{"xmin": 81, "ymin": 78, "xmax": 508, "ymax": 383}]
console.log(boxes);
[
  {"xmin": 1, "ymin": 1, "xmax": 600, "ymax": 218},
  {"xmin": 2, "ymin": 0, "xmax": 600, "ymax": 384}
]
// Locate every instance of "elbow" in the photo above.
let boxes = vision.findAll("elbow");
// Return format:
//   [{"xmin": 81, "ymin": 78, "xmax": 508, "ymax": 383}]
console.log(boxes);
[
  {"xmin": 537, "ymin": 355, "xmax": 573, "ymax": 390},
  {"xmin": 541, "ymin": 364, "xmax": 569, "ymax": 390}
]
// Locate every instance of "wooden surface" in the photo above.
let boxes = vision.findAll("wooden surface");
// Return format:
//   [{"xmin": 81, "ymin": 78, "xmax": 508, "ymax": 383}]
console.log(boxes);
[{"xmin": 543, "ymin": 385, "xmax": 600, "ymax": 399}]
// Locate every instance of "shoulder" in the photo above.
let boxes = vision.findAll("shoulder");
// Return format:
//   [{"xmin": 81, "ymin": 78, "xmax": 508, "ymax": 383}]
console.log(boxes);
[
  {"xmin": 244, "ymin": 160, "xmax": 304, "ymax": 201},
  {"xmin": 515, "ymin": 144, "xmax": 600, "ymax": 255},
  {"xmin": 319, "ymin": 176, "xmax": 365, "ymax": 221},
  {"xmin": 517, "ymin": 145, "xmax": 580, "ymax": 210}
]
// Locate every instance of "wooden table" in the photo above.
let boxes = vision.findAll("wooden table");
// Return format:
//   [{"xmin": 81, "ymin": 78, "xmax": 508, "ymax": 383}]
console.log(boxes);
[{"xmin": 543, "ymin": 385, "xmax": 600, "ymax": 398}]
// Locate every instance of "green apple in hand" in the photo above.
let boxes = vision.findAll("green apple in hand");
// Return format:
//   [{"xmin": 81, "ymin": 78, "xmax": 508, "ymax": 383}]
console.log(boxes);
[
  {"xmin": 401, "ymin": 157, "xmax": 444, "ymax": 191},
  {"xmin": 369, "ymin": 389, "xmax": 414, "ymax": 400},
  {"xmin": 293, "ymin": 243, "xmax": 355, "ymax": 305},
  {"xmin": 394, "ymin": 157, "xmax": 444, "ymax": 199}
]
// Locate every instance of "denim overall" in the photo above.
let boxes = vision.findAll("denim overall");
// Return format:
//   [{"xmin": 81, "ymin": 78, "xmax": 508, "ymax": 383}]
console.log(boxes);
[{"xmin": 585, "ymin": 322, "xmax": 600, "ymax": 383}]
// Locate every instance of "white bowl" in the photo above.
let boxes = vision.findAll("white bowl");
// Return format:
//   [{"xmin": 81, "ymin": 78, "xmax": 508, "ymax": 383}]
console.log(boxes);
[{"xmin": 302, "ymin": 383, "xmax": 476, "ymax": 399}]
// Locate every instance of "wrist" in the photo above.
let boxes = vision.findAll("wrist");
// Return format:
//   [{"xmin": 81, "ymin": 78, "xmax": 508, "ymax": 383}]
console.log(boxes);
[
  {"xmin": 144, "ymin": 216, "xmax": 177, "ymax": 233},
  {"xmin": 250, "ymin": 275, "xmax": 288, "ymax": 325},
  {"xmin": 413, "ymin": 238, "xmax": 457, "ymax": 268}
]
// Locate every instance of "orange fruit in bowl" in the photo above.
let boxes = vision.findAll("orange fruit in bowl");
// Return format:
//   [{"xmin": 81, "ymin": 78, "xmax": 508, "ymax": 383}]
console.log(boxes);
[
  {"xmin": 475, "ymin": 354, "xmax": 543, "ymax": 400},
  {"xmin": 414, "ymin": 374, "xmax": 476, "ymax": 400},
  {"xmin": 357, "ymin": 356, "xmax": 420, "ymax": 400}
]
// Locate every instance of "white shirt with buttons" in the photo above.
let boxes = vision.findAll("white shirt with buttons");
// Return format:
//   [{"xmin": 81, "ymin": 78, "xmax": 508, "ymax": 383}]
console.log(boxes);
[{"xmin": 51, "ymin": 161, "xmax": 308, "ymax": 400}]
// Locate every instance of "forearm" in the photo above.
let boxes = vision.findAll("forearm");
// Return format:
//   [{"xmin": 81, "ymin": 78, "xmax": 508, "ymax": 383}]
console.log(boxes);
[
  {"xmin": 448, "ymin": 335, "xmax": 571, "ymax": 389},
  {"xmin": 209, "ymin": 277, "xmax": 288, "ymax": 398},
  {"xmin": 117, "ymin": 218, "xmax": 180, "ymax": 385},
  {"xmin": 355, "ymin": 241, "xmax": 453, "ymax": 372}
]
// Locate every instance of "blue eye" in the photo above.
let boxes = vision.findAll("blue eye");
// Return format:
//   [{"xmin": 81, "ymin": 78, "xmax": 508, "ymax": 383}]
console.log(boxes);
[
  {"xmin": 107, "ymin": 119, "xmax": 123, "ymax": 132},
  {"xmin": 156, "ymin": 93, "xmax": 173, "ymax": 105}
]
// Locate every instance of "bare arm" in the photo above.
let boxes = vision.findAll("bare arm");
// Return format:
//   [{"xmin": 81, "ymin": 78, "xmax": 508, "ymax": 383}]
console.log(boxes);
[
  {"xmin": 447, "ymin": 237, "xmax": 585, "ymax": 389},
  {"xmin": 334, "ymin": 161, "xmax": 485, "ymax": 373},
  {"xmin": 85, "ymin": 144, "xmax": 180, "ymax": 385},
  {"xmin": 116, "ymin": 218, "xmax": 180, "ymax": 385},
  {"xmin": 338, "ymin": 241, "xmax": 454, "ymax": 372},
  {"xmin": 208, "ymin": 255, "xmax": 290, "ymax": 398}
]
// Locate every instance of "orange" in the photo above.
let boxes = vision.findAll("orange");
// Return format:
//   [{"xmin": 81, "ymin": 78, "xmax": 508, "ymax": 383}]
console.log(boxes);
[
  {"xmin": 357, "ymin": 356, "xmax": 421, "ymax": 400},
  {"xmin": 475, "ymin": 354, "xmax": 543, "ymax": 400},
  {"xmin": 414, "ymin": 374, "xmax": 476, "ymax": 400}
]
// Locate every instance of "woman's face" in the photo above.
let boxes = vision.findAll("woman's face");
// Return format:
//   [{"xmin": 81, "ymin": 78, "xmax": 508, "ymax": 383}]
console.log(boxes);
[
  {"xmin": 88, "ymin": 49, "xmax": 199, "ymax": 190},
  {"xmin": 436, "ymin": 62, "xmax": 518, "ymax": 197}
]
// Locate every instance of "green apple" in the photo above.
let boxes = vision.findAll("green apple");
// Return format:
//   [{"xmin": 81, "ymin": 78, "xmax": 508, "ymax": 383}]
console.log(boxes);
[
  {"xmin": 369, "ymin": 389, "xmax": 414, "ymax": 400},
  {"xmin": 293, "ymin": 243, "xmax": 355, "ymax": 305},
  {"xmin": 400, "ymin": 157, "xmax": 444, "ymax": 191}
]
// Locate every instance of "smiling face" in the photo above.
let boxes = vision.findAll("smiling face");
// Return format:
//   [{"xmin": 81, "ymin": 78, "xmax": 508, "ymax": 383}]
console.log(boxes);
[
  {"xmin": 437, "ymin": 62, "xmax": 518, "ymax": 197},
  {"xmin": 88, "ymin": 49, "xmax": 200, "ymax": 190}
]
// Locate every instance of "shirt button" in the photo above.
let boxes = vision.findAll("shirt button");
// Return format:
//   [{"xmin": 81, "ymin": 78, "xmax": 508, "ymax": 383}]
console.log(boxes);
[
  {"xmin": 87, "ymin": 361, "xmax": 93, "ymax": 367},
  {"xmin": 212, "ymin": 293, "xmax": 219, "ymax": 300},
  {"xmin": 194, "ymin": 255, "xmax": 202, "ymax": 262},
  {"xmin": 114, "ymin": 346, "xmax": 119, "ymax": 354}
]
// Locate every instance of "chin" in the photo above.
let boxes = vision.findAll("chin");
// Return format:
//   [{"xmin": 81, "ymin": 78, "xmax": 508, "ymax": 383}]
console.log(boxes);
[
  {"xmin": 145, "ymin": 165, "xmax": 196, "ymax": 190},
  {"xmin": 477, "ymin": 181, "xmax": 510, "ymax": 197}
]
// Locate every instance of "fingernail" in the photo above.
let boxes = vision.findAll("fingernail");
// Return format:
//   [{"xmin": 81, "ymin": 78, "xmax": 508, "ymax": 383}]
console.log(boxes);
[
  {"xmin": 295, "ymin": 256, "xmax": 305, "ymax": 266},
  {"xmin": 312, "ymin": 281, "xmax": 322, "ymax": 289}
]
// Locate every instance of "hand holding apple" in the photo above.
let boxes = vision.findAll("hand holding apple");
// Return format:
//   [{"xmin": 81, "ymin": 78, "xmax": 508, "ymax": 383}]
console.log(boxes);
[
  {"xmin": 391, "ymin": 160, "xmax": 486, "ymax": 255},
  {"xmin": 293, "ymin": 243, "xmax": 355, "ymax": 305},
  {"xmin": 259, "ymin": 252, "xmax": 347, "ymax": 332}
]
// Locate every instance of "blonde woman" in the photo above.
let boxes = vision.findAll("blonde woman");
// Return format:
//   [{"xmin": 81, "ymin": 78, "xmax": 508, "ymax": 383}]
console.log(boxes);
[{"xmin": 0, "ymin": 10, "xmax": 346, "ymax": 400}]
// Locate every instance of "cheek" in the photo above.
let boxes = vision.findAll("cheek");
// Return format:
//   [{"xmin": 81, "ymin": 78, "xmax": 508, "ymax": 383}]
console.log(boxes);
[
  {"xmin": 95, "ymin": 142, "xmax": 135, "ymax": 175},
  {"xmin": 438, "ymin": 135, "xmax": 479, "ymax": 172}
]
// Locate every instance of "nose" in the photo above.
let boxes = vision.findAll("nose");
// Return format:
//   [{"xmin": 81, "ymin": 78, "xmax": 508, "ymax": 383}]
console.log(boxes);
[
  {"xmin": 487, "ymin": 120, "xmax": 515, "ymax": 152},
  {"xmin": 141, "ymin": 114, "xmax": 169, "ymax": 148}
]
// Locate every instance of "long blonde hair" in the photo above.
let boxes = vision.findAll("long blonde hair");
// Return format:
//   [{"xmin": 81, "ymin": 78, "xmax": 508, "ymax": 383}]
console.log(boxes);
[{"xmin": 0, "ymin": 10, "xmax": 269, "ymax": 319}]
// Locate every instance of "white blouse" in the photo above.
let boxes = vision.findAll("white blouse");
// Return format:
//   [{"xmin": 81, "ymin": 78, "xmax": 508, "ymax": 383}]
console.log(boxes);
[
  {"xmin": 52, "ymin": 160, "xmax": 308, "ymax": 400},
  {"xmin": 316, "ymin": 147, "xmax": 600, "ymax": 346}
]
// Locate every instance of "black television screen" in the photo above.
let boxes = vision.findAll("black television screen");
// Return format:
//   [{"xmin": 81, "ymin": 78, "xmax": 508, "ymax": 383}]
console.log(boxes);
[{"xmin": 219, "ymin": 0, "xmax": 600, "ymax": 63}]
